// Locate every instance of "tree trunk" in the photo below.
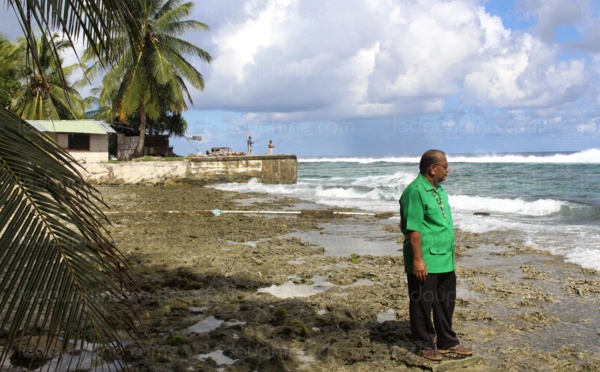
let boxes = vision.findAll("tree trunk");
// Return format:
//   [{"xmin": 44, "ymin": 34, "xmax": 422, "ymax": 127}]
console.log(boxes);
[{"xmin": 134, "ymin": 102, "xmax": 147, "ymax": 158}]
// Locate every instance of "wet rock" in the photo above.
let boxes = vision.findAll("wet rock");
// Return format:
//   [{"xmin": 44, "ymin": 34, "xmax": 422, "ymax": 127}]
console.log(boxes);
[
  {"xmin": 509, "ymin": 311, "xmax": 559, "ymax": 331},
  {"xmin": 520, "ymin": 265, "xmax": 549, "ymax": 280},
  {"xmin": 582, "ymin": 359, "xmax": 600, "ymax": 371},
  {"xmin": 369, "ymin": 320, "xmax": 411, "ymax": 345},
  {"xmin": 391, "ymin": 346, "xmax": 489, "ymax": 371},
  {"xmin": 581, "ymin": 268, "xmax": 598, "ymax": 275},
  {"xmin": 12, "ymin": 336, "xmax": 62, "ymax": 361},
  {"xmin": 436, "ymin": 355, "xmax": 489, "ymax": 371},
  {"xmin": 563, "ymin": 278, "xmax": 600, "ymax": 296},
  {"xmin": 318, "ymin": 330, "xmax": 385, "ymax": 365},
  {"xmin": 176, "ymin": 344, "xmax": 194, "ymax": 358}
]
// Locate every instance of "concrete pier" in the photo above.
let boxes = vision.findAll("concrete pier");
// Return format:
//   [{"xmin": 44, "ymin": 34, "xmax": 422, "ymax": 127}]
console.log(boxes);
[{"xmin": 83, "ymin": 155, "xmax": 297, "ymax": 185}]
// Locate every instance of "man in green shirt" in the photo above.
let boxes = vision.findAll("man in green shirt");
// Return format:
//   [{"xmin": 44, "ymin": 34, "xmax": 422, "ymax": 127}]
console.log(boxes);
[{"xmin": 399, "ymin": 149, "xmax": 473, "ymax": 361}]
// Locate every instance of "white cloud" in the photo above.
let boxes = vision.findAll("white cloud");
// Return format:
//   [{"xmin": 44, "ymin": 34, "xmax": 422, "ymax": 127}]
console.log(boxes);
[
  {"xmin": 520, "ymin": 0, "xmax": 589, "ymax": 43},
  {"xmin": 576, "ymin": 122, "xmax": 597, "ymax": 133},
  {"xmin": 464, "ymin": 31, "xmax": 587, "ymax": 108},
  {"xmin": 192, "ymin": 0, "xmax": 592, "ymax": 122}
]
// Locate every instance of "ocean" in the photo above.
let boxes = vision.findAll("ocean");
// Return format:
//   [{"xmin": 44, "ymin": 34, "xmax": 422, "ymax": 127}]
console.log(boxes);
[{"xmin": 213, "ymin": 148, "xmax": 600, "ymax": 272}]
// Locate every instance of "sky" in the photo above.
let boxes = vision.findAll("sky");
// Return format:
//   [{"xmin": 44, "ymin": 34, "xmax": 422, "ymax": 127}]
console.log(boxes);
[{"xmin": 2, "ymin": 0, "xmax": 600, "ymax": 157}]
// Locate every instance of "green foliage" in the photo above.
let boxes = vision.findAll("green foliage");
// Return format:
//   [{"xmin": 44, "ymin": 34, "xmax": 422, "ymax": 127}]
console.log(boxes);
[
  {"xmin": 167, "ymin": 334, "xmax": 188, "ymax": 346},
  {"xmin": 273, "ymin": 307, "xmax": 288, "ymax": 325},
  {"xmin": 274, "ymin": 307, "xmax": 288, "ymax": 320},
  {"xmin": 0, "ymin": 78, "xmax": 20, "ymax": 109},
  {"xmin": 85, "ymin": 0, "xmax": 212, "ymax": 155},
  {"xmin": 9, "ymin": 33, "xmax": 88, "ymax": 119},
  {"xmin": 351, "ymin": 253, "xmax": 360, "ymax": 263},
  {"xmin": 288, "ymin": 318, "xmax": 311, "ymax": 338},
  {"xmin": 154, "ymin": 353, "xmax": 171, "ymax": 363},
  {"xmin": 0, "ymin": 35, "xmax": 21, "ymax": 108},
  {"xmin": 125, "ymin": 110, "xmax": 189, "ymax": 137}
]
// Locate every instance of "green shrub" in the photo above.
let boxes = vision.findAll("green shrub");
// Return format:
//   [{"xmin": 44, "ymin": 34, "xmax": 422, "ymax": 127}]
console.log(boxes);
[{"xmin": 167, "ymin": 334, "xmax": 188, "ymax": 346}]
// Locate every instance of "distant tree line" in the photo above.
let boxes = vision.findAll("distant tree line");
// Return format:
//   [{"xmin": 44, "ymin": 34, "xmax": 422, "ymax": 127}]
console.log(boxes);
[{"xmin": 0, "ymin": 0, "xmax": 211, "ymax": 156}]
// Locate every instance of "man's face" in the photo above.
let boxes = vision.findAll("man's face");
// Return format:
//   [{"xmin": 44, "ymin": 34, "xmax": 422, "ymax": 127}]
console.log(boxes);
[{"xmin": 431, "ymin": 154, "xmax": 449, "ymax": 183}]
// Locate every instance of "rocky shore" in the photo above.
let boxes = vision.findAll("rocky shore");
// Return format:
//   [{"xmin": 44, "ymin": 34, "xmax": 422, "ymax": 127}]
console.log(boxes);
[{"xmin": 51, "ymin": 184, "xmax": 600, "ymax": 370}]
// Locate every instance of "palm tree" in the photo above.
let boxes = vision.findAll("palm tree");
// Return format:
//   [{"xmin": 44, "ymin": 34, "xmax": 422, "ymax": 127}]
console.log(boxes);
[
  {"xmin": 84, "ymin": 85, "xmax": 119, "ymax": 121},
  {"xmin": 1, "ymin": 0, "xmax": 145, "ymax": 368},
  {"xmin": 10, "ymin": 33, "xmax": 88, "ymax": 119},
  {"xmin": 86, "ymin": 0, "xmax": 212, "ymax": 157},
  {"xmin": 0, "ymin": 34, "xmax": 22, "ymax": 109}
]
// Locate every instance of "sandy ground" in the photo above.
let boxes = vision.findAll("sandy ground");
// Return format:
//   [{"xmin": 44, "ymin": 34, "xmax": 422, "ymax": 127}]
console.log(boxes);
[{"xmin": 88, "ymin": 184, "xmax": 600, "ymax": 371}]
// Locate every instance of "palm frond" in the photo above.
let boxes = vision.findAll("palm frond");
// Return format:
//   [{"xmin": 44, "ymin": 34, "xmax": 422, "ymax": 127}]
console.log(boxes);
[
  {"xmin": 0, "ymin": 106, "xmax": 141, "ymax": 369},
  {"xmin": 159, "ymin": 19, "xmax": 210, "ymax": 37},
  {"xmin": 154, "ymin": 2, "xmax": 193, "ymax": 29},
  {"xmin": 7, "ymin": 0, "xmax": 142, "ymax": 59},
  {"xmin": 162, "ymin": 35, "xmax": 211, "ymax": 61},
  {"xmin": 153, "ymin": 0, "xmax": 182, "ymax": 19}
]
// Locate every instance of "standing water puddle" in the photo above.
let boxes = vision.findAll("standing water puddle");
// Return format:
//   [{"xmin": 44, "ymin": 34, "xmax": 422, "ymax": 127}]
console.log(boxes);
[
  {"xmin": 196, "ymin": 350, "xmax": 236, "ymax": 367},
  {"xmin": 257, "ymin": 274, "xmax": 374, "ymax": 299},
  {"xmin": 185, "ymin": 316, "xmax": 246, "ymax": 334}
]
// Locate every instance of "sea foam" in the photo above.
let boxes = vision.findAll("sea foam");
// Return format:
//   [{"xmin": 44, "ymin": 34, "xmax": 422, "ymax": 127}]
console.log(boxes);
[
  {"xmin": 564, "ymin": 247, "xmax": 600, "ymax": 272},
  {"xmin": 299, "ymin": 148, "xmax": 600, "ymax": 164},
  {"xmin": 450, "ymin": 195, "xmax": 566, "ymax": 216}
]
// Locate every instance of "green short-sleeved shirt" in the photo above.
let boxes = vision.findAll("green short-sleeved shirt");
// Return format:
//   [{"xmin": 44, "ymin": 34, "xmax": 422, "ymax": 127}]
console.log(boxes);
[{"xmin": 399, "ymin": 173, "xmax": 455, "ymax": 274}]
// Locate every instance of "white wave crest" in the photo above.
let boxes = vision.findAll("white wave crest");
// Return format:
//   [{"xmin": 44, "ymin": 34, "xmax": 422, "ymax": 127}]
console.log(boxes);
[
  {"xmin": 449, "ymin": 148, "xmax": 600, "ymax": 164},
  {"xmin": 451, "ymin": 195, "xmax": 566, "ymax": 216},
  {"xmin": 299, "ymin": 156, "xmax": 420, "ymax": 164},
  {"xmin": 349, "ymin": 172, "xmax": 415, "ymax": 188},
  {"xmin": 564, "ymin": 247, "xmax": 600, "ymax": 272},
  {"xmin": 299, "ymin": 148, "xmax": 600, "ymax": 164},
  {"xmin": 212, "ymin": 178, "xmax": 308, "ymax": 197}
]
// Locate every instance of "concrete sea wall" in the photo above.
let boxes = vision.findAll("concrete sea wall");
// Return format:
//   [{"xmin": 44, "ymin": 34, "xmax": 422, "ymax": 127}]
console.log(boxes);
[{"xmin": 83, "ymin": 155, "xmax": 297, "ymax": 185}]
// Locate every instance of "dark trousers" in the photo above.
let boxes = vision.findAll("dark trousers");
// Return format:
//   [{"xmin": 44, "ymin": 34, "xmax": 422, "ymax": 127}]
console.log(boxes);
[{"xmin": 407, "ymin": 271, "xmax": 459, "ymax": 350}]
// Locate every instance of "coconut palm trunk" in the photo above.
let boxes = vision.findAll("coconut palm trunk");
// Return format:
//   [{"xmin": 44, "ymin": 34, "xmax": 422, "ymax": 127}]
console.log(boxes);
[{"xmin": 134, "ymin": 101, "xmax": 147, "ymax": 156}]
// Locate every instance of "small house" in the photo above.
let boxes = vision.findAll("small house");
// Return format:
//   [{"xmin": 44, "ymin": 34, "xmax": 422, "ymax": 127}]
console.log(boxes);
[{"xmin": 27, "ymin": 120, "xmax": 116, "ymax": 163}]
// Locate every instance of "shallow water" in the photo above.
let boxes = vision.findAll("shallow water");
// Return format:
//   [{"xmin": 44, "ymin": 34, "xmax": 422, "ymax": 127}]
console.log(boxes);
[
  {"xmin": 185, "ymin": 316, "xmax": 246, "ymax": 334},
  {"xmin": 288, "ymin": 219, "xmax": 401, "ymax": 257},
  {"xmin": 257, "ymin": 274, "xmax": 374, "ymax": 299},
  {"xmin": 456, "ymin": 244, "xmax": 600, "ymax": 356},
  {"xmin": 196, "ymin": 350, "xmax": 236, "ymax": 367}
]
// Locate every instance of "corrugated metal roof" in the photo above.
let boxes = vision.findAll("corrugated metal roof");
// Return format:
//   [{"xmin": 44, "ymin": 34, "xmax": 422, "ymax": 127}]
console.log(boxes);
[
  {"xmin": 97, "ymin": 121, "xmax": 117, "ymax": 134},
  {"xmin": 26, "ymin": 120, "xmax": 116, "ymax": 134}
]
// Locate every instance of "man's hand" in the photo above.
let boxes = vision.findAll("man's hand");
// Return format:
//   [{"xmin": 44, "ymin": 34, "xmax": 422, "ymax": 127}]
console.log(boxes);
[
  {"xmin": 413, "ymin": 258, "xmax": 427, "ymax": 282},
  {"xmin": 408, "ymin": 231, "xmax": 427, "ymax": 282}
]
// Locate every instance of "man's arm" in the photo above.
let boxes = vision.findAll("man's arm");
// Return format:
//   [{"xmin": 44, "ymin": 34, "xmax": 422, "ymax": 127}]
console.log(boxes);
[{"xmin": 408, "ymin": 230, "xmax": 427, "ymax": 282}]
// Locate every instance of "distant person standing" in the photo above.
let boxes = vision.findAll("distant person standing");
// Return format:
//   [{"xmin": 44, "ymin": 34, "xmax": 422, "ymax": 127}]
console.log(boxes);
[
  {"xmin": 247, "ymin": 135, "xmax": 254, "ymax": 155},
  {"xmin": 268, "ymin": 140, "xmax": 274, "ymax": 155}
]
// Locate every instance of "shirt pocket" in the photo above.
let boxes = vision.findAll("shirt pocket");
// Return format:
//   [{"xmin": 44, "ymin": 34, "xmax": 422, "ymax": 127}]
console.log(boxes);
[
  {"xmin": 429, "ymin": 246, "xmax": 448, "ymax": 255},
  {"xmin": 421, "ymin": 233, "xmax": 449, "ymax": 255},
  {"xmin": 424, "ymin": 202, "xmax": 442, "ymax": 217}
]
